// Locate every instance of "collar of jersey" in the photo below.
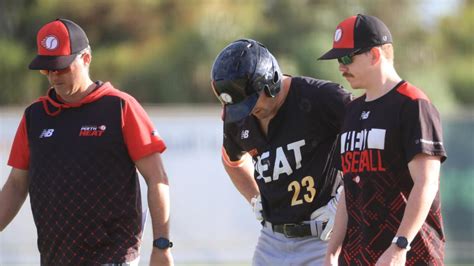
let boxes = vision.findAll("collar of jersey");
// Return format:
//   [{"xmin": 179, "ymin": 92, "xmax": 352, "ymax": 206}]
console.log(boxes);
[{"xmin": 39, "ymin": 81, "xmax": 113, "ymax": 116}]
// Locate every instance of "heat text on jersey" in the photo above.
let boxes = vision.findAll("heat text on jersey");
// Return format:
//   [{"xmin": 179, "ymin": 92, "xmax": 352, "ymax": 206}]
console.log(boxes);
[{"xmin": 340, "ymin": 128, "xmax": 386, "ymax": 174}]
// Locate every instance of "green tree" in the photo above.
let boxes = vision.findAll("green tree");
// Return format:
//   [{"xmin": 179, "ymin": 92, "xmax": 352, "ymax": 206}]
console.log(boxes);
[{"xmin": 434, "ymin": 0, "xmax": 474, "ymax": 106}]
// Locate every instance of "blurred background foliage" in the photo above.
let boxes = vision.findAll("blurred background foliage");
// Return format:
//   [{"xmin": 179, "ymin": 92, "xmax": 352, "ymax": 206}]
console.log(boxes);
[{"xmin": 0, "ymin": 0, "xmax": 472, "ymax": 111}]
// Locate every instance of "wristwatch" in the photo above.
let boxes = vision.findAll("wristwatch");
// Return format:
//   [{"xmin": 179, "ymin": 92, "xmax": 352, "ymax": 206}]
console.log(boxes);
[
  {"xmin": 153, "ymin": 237, "xmax": 173, "ymax": 249},
  {"xmin": 392, "ymin": 236, "xmax": 411, "ymax": 250}
]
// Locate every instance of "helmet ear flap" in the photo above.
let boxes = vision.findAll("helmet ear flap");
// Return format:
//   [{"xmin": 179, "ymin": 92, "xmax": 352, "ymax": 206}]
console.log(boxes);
[
  {"xmin": 264, "ymin": 70, "xmax": 281, "ymax": 97},
  {"xmin": 263, "ymin": 85, "xmax": 272, "ymax": 97}
]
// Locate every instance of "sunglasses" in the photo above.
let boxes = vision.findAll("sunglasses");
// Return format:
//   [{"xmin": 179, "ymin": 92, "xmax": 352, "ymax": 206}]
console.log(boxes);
[
  {"xmin": 337, "ymin": 47, "xmax": 374, "ymax": 65},
  {"xmin": 39, "ymin": 66, "xmax": 72, "ymax": 75}
]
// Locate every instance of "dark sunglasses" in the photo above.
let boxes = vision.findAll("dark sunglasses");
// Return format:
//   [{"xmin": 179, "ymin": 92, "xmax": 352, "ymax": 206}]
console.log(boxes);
[
  {"xmin": 40, "ymin": 66, "xmax": 72, "ymax": 75},
  {"xmin": 337, "ymin": 47, "xmax": 374, "ymax": 65}
]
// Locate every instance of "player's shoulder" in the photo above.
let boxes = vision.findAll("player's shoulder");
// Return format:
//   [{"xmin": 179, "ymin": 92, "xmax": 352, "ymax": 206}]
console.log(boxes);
[
  {"xmin": 293, "ymin": 76, "xmax": 342, "ymax": 90},
  {"xmin": 24, "ymin": 94, "xmax": 51, "ymax": 115},
  {"xmin": 97, "ymin": 82, "xmax": 149, "ymax": 112},
  {"xmin": 395, "ymin": 81, "xmax": 431, "ymax": 103},
  {"xmin": 98, "ymin": 82, "xmax": 137, "ymax": 102},
  {"xmin": 291, "ymin": 76, "xmax": 345, "ymax": 97}
]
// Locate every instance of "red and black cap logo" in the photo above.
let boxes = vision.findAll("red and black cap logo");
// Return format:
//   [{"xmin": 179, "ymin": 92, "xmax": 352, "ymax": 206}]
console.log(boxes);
[
  {"xmin": 29, "ymin": 18, "xmax": 89, "ymax": 70},
  {"xmin": 318, "ymin": 14, "xmax": 392, "ymax": 60}
]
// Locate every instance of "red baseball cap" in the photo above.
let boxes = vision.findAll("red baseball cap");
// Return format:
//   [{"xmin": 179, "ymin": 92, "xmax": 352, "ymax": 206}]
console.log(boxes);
[
  {"xmin": 318, "ymin": 14, "xmax": 392, "ymax": 60},
  {"xmin": 29, "ymin": 18, "xmax": 89, "ymax": 70}
]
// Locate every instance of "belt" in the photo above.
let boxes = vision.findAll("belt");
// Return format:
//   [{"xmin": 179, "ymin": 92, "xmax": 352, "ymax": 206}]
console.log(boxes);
[{"xmin": 264, "ymin": 220, "xmax": 326, "ymax": 238}]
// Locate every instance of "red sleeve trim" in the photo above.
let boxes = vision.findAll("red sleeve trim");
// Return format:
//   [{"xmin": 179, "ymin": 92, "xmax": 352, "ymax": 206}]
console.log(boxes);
[
  {"xmin": 397, "ymin": 82, "xmax": 430, "ymax": 102},
  {"xmin": 8, "ymin": 115, "xmax": 30, "ymax": 170},
  {"xmin": 222, "ymin": 146, "xmax": 250, "ymax": 167},
  {"xmin": 120, "ymin": 93, "xmax": 166, "ymax": 162},
  {"xmin": 129, "ymin": 141, "xmax": 167, "ymax": 162}
]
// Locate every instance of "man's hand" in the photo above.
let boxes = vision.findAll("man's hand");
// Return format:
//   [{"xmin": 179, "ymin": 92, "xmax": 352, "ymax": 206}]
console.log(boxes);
[
  {"xmin": 150, "ymin": 248, "xmax": 173, "ymax": 266},
  {"xmin": 310, "ymin": 186, "xmax": 342, "ymax": 241},
  {"xmin": 250, "ymin": 194, "xmax": 263, "ymax": 221},
  {"xmin": 375, "ymin": 245, "xmax": 407, "ymax": 266}
]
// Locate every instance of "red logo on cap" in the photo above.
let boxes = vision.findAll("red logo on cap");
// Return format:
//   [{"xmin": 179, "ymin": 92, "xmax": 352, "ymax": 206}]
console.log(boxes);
[{"xmin": 41, "ymin": 35, "xmax": 59, "ymax": 50}]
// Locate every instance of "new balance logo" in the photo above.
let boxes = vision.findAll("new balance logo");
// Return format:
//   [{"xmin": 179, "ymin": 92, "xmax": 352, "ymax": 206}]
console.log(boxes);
[
  {"xmin": 241, "ymin": 129, "xmax": 250, "ymax": 139},
  {"xmin": 360, "ymin": 111, "xmax": 370, "ymax": 120},
  {"xmin": 39, "ymin": 129, "xmax": 55, "ymax": 138}
]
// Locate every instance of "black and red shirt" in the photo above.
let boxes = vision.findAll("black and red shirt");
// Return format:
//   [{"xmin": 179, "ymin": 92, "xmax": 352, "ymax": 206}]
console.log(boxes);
[
  {"xmin": 8, "ymin": 82, "xmax": 166, "ymax": 265},
  {"xmin": 223, "ymin": 76, "xmax": 351, "ymax": 224},
  {"xmin": 339, "ymin": 81, "xmax": 447, "ymax": 265}
]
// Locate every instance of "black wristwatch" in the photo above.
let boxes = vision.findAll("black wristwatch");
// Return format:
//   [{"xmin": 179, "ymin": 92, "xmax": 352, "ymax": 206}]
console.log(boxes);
[
  {"xmin": 392, "ymin": 236, "xmax": 411, "ymax": 250},
  {"xmin": 153, "ymin": 237, "xmax": 173, "ymax": 249}
]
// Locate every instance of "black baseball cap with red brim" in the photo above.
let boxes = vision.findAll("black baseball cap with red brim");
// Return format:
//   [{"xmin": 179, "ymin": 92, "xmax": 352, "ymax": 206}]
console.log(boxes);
[
  {"xmin": 29, "ymin": 18, "xmax": 89, "ymax": 70},
  {"xmin": 319, "ymin": 14, "xmax": 392, "ymax": 60}
]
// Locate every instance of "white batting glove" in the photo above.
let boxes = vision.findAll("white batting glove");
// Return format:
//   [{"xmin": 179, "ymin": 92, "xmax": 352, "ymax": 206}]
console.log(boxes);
[
  {"xmin": 310, "ymin": 186, "xmax": 343, "ymax": 241},
  {"xmin": 250, "ymin": 195, "xmax": 263, "ymax": 221}
]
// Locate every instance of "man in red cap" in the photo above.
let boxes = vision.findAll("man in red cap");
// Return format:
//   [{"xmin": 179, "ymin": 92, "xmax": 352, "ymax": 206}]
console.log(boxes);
[
  {"xmin": 0, "ymin": 18, "xmax": 173, "ymax": 265},
  {"xmin": 319, "ymin": 14, "xmax": 447, "ymax": 265}
]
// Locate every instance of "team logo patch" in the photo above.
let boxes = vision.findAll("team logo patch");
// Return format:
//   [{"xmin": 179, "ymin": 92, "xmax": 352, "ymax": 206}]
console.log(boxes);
[
  {"xmin": 220, "ymin": 93, "xmax": 233, "ymax": 104},
  {"xmin": 41, "ymin": 35, "xmax": 59, "ymax": 50},
  {"xmin": 334, "ymin": 28, "xmax": 343, "ymax": 42},
  {"xmin": 79, "ymin": 125, "xmax": 106, "ymax": 137}
]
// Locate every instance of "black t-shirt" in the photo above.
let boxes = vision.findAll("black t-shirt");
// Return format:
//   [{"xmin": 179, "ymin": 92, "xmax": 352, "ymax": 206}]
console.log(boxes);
[
  {"xmin": 223, "ymin": 76, "xmax": 351, "ymax": 224},
  {"xmin": 9, "ymin": 82, "xmax": 166, "ymax": 265},
  {"xmin": 339, "ymin": 81, "xmax": 447, "ymax": 265}
]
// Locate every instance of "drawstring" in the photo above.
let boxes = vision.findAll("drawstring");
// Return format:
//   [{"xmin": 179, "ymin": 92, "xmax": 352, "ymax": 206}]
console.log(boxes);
[
  {"xmin": 40, "ymin": 97, "xmax": 62, "ymax": 116},
  {"xmin": 40, "ymin": 82, "xmax": 105, "ymax": 116}
]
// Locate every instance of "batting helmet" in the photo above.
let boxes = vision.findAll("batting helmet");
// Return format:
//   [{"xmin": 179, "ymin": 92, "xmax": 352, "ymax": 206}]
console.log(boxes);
[{"xmin": 211, "ymin": 39, "xmax": 282, "ymax": 123}]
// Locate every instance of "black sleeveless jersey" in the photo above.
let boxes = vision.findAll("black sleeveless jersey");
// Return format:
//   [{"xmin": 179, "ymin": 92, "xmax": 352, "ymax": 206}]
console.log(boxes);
[
  {"xmin": 223, "ymin": 76, "xmax": 351, "ymax": 224},
  {"xmin": 338, "ymin": 81, "xmax": 447, "ymax": 265},
  {"xmin": 8, "ymin": 82, "xmax": 166, "ymax": 265}
]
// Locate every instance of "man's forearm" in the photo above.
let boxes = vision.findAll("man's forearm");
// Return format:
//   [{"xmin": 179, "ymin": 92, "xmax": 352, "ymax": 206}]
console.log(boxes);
[
  {"xmin": 148, "ymin": 181, "xmax": 170, "ymax": 238},
  {"xmin": 397, "ymin": 154, "xmax": 441, "ymax": 242},
  {"xmin": 324, "ymin": 190, "xmax": 347, "ymax": 265},
  {"xmin": 135, "ymin": 153, "xmax": 171, "ymax": 239},
  {"xmin": 395, "ymin": 177, "xmax": 439, "ymax": 242},
  {"xmin": 0, "ymin": 168, "xmax": 29, "ymax": 231},
  {"xmin": 223, "ymin": 157, "xmax": 259, "ymax": 203}
]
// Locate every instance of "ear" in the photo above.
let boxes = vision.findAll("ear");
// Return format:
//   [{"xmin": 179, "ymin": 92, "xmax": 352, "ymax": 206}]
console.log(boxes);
[
  {"xmin": 370, "ymin": 47, "xmax": 381, "ymax": 65},
  {"xmin": 82, "ymin": 52, "xmax": 92, "ymax": 66}
]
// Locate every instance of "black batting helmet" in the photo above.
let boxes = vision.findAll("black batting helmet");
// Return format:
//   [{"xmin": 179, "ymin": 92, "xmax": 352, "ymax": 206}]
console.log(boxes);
[{"xmin": 211, "ymin": 39, "xmax": 282, "ymax": 123}]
